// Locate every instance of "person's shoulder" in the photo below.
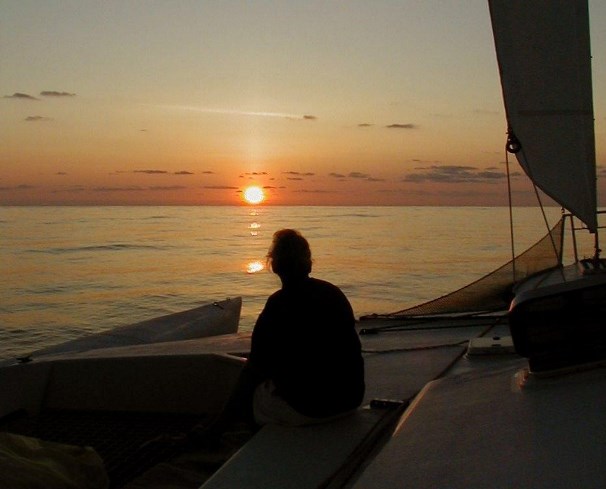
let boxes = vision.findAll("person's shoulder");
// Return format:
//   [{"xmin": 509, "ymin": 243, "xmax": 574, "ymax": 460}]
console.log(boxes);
[
  {"xmin": 309, "ymin": 277, "xmax": 335, "ymax": 287},
  {"xmin": 266, "ymin": 288, "xmax": 284, "ymax": 303},
  {"xmin": 308, "ymin": 277, "xmax": 346, "ymax": 296},
  {"xmin": 308, "ymin": 278, "xmax": 354, "ymax": 318}
]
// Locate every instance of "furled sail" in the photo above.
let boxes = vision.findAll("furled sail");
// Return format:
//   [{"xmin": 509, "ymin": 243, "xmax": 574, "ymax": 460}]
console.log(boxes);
[{"xmin": 488, "ymin": 0, "xmax": 597, "ymax": 232}]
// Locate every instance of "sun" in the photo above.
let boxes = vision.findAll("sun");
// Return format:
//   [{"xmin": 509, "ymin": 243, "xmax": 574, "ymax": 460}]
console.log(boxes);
[{"xmin": 243, "ymin": 186, "xmax": 265, "ymax": 205}]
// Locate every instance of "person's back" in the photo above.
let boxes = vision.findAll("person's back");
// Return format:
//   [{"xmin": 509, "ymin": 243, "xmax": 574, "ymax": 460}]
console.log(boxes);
[{"xmin": 250, "ymin": 275, "xmax": 364, "ymax": 418}]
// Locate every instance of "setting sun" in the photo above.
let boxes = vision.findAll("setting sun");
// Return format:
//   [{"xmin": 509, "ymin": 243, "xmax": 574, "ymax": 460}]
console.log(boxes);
[{"xmin": 243, "ymin": 186, "xmax": 265, "ymax": 205}]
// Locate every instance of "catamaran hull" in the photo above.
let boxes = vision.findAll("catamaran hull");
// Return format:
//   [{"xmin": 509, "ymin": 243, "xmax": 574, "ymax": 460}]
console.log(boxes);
[{"xmin": 509, "ymin": 271, "xmax": 606, "ymax": 371}]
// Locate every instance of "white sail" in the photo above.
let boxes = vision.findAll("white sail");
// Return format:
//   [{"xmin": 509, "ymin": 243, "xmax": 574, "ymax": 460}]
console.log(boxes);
[{"xmin": 488, "ymin": 0, "xmax": 597, "ymax": 232}]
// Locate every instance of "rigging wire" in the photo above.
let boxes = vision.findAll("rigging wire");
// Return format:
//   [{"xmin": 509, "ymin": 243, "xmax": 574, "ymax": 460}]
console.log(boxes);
[
  {"xmin": 359, "ymin": 312, "xmax": 504, "ymax": 335},
  {"xmin": 506, "ymin": 128, "xmax": 562, "ymax": 269},
  {"xmin": 530, "ymin": 176, "xmax": 561, "ymax": 262},
  {"xmin": 362, "ymin": 340, "xmax": 468, "ymax": 355}
]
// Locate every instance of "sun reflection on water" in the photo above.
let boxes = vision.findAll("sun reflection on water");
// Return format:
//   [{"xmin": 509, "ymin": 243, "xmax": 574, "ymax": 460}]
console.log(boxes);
[
  {"xmin": 249, "ymin": 222, "xmax": 260, "ymax": 236},
  {"xmin": 246, "ymin": 260, "xmax": 265, "ymax": 274}
]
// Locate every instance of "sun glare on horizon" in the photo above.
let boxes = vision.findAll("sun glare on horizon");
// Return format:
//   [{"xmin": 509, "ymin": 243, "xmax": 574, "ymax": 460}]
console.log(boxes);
[{"xmin": 243, "ymin": 186, "xmax": 265, "ymax": 205}]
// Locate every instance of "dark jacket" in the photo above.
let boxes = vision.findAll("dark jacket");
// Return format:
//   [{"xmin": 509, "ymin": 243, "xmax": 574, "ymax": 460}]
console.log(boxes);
[{"xmin": 249, "ymin": 276, "xmax": 365, "ymax": 418}]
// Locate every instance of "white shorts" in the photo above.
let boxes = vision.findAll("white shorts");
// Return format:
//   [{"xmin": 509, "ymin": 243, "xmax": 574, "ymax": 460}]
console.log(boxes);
[{"xmin": 252, "ymin": 380, "xmax": 355, "ymax": 426}]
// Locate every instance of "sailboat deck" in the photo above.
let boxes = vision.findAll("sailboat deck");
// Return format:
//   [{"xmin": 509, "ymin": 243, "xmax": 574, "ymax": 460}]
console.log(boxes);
[
  {"xmin": 0, "ymin": 315, "xmax": 511, "ymax": 488},
  {"xmin": 7, "ymin": 313, "xmax": 604, "ymax": 489}
]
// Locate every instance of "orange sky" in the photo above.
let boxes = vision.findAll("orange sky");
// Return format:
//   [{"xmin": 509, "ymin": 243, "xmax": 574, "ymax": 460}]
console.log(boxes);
[{"xmin": 2, "ymin": 1, "xmax": 605, "ymax": 207}]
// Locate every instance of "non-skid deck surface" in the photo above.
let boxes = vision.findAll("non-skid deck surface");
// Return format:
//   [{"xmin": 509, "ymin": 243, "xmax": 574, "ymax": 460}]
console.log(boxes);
[
  {"xmin": 352, "ymin": 364, "xmax": 606, "ymax": 489},
  {"xmin": 359, "ymin": 321, "xmax": 493, "ymax": 403},
  {"xmin": 0, "ymin": 409, "xmax": 210, "ymax": 488}
]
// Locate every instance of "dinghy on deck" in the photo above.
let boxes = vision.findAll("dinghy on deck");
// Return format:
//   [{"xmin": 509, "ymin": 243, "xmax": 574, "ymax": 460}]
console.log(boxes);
[{"xmin": 21, "ymin": 297, "xmax": 242, "ymax": 361}]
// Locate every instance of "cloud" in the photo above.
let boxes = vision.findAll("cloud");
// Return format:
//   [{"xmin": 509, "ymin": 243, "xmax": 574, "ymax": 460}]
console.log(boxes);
[
  {"xmin": 403, "ymin": 165, "xmax": 508, "ymax": 184},
  {"xmin": 204, "ymin": 185, "xmax": 239, "ymax": 190},
  {"xmin": 378, "ymin": 188, "xmax": 433, "ymax": 196},
  {"xmin": 328, "ymin": 171, "xmax": 382, "ymax": 182},
  {"xmin": 345, "ymin": 171, "xmax": 384, "ymax": 182},
  {"xmin": 55, "ymin": 172, "xmax": 67, "ymax": 175},
  {"xmin": 54, "ymin": 185, "xmax": 188, "ymax": 194},
  {"xmin": 0, "ymin": 184, "xmax": 36, "ymax": 191},
  {"xmin": 358, "ymin": 123, "xmax": 373, "ymax": 127},
  {"xmin": 4, "ymin": 92, "xmax": 39, "ymax": 100},
  {"xmin": 349, "ymin": 172, "xmax": 370, "ymax": 179},
  {"xmin": 477, "ymin": 170, "xmax": 508, "ymax": 180},
  {"xmin": 293, "ymin": 189, "xmax": 338, "ymax": 194},
  {"xmin": 162, "ymin": 104, "xmax": 322, "ymax": 123},
  {"xmin": 283, "ymin": 171, "xmax": 314, "ymax": 177},
  {"xmin": 386, "ymin": 123, "xmax": 417, "ymax": 129},
  {"xmin": 174, "ymin": 171, "xmax": 194, "ymax": 175},
  {"xmin": 25, "ymin": 115, "xmax": 52, "ymax": 122},
  {"xmin": 239, "ymin": 172, "xmax": 268, "ymax": 178},
  {"xmin": 40, "ymin": 91, "xmax": 76, "ymax": 97},
  {"xmin": 148, "ymin": 185, "xmax": 187, "ymax": 191},
  {"xmin": 411, "ymin": 159, "xmax": 441, "ymax": 164},
  {"xmin": 163, "ymin": 105, "xmax": 307, "ymax": 120},
  {"xmin": 92, "ymin": 186, "xmax": 144, "ymax": 192},
  {"xmin": 134, "ymin": 170, "xmax": 168, "ymax": 174},
  {"xmin": 202, "ymin": 170, "xmax": 215, "ymax": 174},
  {"xmin": 287, "ymin": 177, "xmax": 303, "ymax": 181},
  {"xmin": 51, "ymin": 186, "xmax": 87, "ymax": 194}
]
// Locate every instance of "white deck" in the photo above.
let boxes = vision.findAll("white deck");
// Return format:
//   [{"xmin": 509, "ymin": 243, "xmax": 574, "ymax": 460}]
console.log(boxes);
[
  {"xmin": 201, "ymin": 408, "xmax": 400, "ymax": 489},
  {"xmin": 353, "ymin": 363, "xmax": 606, "ymax": 489}
]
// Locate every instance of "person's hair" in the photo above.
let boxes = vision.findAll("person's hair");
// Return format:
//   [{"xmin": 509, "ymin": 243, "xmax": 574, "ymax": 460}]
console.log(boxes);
[{"xmin": 267, "ymin": 229, "xmax": 312, "ymax": 279}]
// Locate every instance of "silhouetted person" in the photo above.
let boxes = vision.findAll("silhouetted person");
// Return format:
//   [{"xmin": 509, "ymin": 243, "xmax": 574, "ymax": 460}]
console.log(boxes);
[
  {"xmin": 206, "ymin": 229, "xmax": 364, "ymax": 433},
  {"xmin": 250, "ymin": 229, "xmax": 365, "ymax": 424}
]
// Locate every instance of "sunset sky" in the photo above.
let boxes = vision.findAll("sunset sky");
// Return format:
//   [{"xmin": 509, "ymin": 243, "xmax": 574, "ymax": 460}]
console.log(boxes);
[{"xmin": 2, "ymin": 1, "xmax": 606, "ymax": 206}]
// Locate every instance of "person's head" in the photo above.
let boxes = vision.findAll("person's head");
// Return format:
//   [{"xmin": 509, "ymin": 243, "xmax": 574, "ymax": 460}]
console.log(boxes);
[{"xmin": 267, "ymin": 229, "xmax": 312, "ymax": 281}]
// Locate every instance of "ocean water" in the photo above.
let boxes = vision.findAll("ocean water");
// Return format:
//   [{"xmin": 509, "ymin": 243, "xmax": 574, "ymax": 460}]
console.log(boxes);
[{"xmin": 0, "ymin": 205, "xmax": 570, "ymax": 360}]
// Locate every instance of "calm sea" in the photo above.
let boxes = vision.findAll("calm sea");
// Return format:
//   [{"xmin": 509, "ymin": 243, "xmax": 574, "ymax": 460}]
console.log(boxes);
[{"xmin": 1, "ymin": 205, "xmax": 568, "ymax": 360}]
